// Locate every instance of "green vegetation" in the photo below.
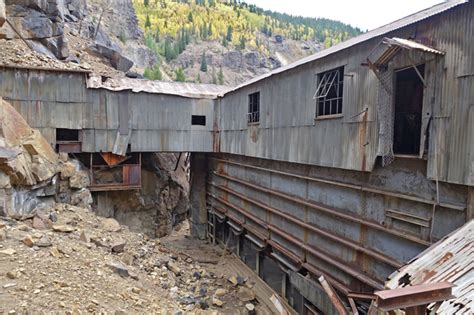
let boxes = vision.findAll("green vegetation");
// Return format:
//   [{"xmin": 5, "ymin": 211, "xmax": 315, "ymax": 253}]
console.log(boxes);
[
  {"xmin": 175, "ymin": 67, "xmax": 186, "ymax": 81},
  {"xmin": 134, "ymin": 0, "xmax": 362, "ymax": 82},
  {"xmin": 144, "ymin": 64, "xmax": 162, "ymax": 80}
]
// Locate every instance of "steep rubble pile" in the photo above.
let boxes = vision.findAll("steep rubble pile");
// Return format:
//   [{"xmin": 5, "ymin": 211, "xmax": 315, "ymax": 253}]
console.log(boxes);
[
  {"xmin": 0, "ymin": 204, "xmax": 263, "ymax": 313},
  {"xmin": 0, "ymin": 98, "xmax": 92, "ymax": 217}
]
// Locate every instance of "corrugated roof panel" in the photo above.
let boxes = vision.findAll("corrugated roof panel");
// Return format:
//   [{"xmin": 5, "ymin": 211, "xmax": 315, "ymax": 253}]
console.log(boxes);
[
  {"xmin": 224, "ymin": 0, "xmax": 468, "ymax": 95},
  {"xmin": 87, "ymin": 76, "xmax": 230, "ymax": 99},
  {"xmin": 385, "ymin": 220, "xmax": 474, "ymax": 314}
]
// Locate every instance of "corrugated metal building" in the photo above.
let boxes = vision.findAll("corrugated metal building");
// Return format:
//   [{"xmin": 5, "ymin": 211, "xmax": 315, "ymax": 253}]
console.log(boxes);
[
  {"xmin": 202, "ymin": 1, "xmax": 474, "ymax": 313},
  {"xmin": 0, "ymin": 1, "xmax": 472, "ymax": 313}
]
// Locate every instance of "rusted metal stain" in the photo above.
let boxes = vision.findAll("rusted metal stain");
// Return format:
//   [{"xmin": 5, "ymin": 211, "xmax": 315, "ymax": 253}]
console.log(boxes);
[
  {"xmin": 385, "ymin": 220, "xmax": 474, "ymax": 314},
  {"xmin": 100, "ymin": 152, "xmax": 128, "ymax": 167}
]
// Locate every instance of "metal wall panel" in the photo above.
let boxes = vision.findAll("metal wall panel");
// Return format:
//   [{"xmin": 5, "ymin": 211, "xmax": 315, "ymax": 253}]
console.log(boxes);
[
  {"xmin": 206, "ymin": 154, "xmax": 468, "ymax": 295},
  {"xmin": 217, "ymin": 2, "xmax": 474, "ymax": 186}
]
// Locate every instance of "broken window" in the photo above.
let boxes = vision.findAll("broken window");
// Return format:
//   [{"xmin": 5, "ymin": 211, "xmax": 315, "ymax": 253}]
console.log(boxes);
[
  {"xmin": 393, "ymin": 65, "xmax": 425, "ymax": 155},
  {"xmin": 56, "ymin": 129, "xmax": 81, "ymax": 153},
  {"xmin": 314, "ymin": 66, "xmax": 344, "ymax": 117},
  {"xmin": 191, "ymin": 115, "xmax": 206, "ymax": 126},
  {"xmin": 248, "ymin": 92, "xmax": 260, "ymax": 124},
  {"xmin": 56, "ymin": 129, "xmax": 80, "ymax": 142}
]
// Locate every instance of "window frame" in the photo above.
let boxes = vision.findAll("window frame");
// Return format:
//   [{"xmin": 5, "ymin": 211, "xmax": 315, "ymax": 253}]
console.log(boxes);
[
  {"xmin": 314, "ymin": 66, "xmax": 345, "ymax": 119},
  {"xmin": 247, "ymin": 91, "xmax": 260, "ymax": 124}
]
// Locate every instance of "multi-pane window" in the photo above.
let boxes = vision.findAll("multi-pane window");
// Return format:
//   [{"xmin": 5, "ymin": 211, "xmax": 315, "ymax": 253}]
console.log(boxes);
[
  {"xmin": 314, "ymin": 66, "xmax": 344, "ymax": 117},
  {"xmin": 248, "ymin": 92, "xmax": 260, "ymax": 124}
]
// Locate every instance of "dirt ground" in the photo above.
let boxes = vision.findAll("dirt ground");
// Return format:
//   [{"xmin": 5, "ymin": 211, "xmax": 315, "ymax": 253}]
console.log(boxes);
[{"xmin": 0, "ymin": 204, "xmax": 270, "ymax": 314}]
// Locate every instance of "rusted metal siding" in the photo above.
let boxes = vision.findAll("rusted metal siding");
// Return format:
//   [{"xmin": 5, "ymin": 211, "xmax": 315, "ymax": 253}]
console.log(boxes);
[
  {"xmin": 0, "ymin": 68, "xmax": 216, "ymax": 153},
  {"xmin": 385, "ymin": 220, "xmax": 474, "ymax": 314},
  {"xmin": 216, "ymin": 1, "xmax": 474, "ymax": 187},
  {"xmin": 0, "ymin": 69, "xmax": 87, "ymax": 134},
  {"xmin": 207, "ymin": 153, "xmax": 468, "ymax": 300}
]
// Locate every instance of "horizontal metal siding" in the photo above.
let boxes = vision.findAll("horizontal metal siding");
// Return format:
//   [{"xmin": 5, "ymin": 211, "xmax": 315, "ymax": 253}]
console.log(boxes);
[{"xmin": 207, "ymin": 154, "xmax": 468, "ymax": 294}]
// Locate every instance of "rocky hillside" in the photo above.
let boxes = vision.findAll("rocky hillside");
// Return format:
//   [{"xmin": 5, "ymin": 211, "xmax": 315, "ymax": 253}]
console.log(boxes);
[
  {"xmin": 0, "ymin": 0, "xmax": 361, "ymax": 86},
  {"xmin": 134, "ymin": 0, "xmax": 362, "ymax": 85}
]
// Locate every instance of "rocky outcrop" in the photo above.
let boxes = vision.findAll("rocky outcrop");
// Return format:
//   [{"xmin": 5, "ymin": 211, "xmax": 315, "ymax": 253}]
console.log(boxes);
[
  {"xmin": 0, "ymin": 98, "xmax": 92, "ymax": 216},
  {"xmin": 0, "ymin": 0, "xmax": 6, "ymax": 27},
  {"xmin": 89, "ymin": 42, "xmax": 134, "ymax": 72},
  {"xmin": 79, "ymin": 0, "xmax": 156, "ymax": 72},
  {"xmin": 0, "ymin": 0, "xmax": 72, "ymax": 59}
]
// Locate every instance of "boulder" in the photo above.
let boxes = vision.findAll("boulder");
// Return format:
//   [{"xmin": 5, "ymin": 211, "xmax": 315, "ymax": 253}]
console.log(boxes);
[
  {"xmin": 60, "ymin": 162, "xmax": 76, "ymax": 180},
  {"xmin": 40, "ymin": 34, "xmax": 69, "ymax": 59},
  {"xmin": 0, "ymin": 0, "xmax": 5, "ymax": 27},
  {"xmin": 70, "ymin": 188, "xmax": 92, "ymax": 208},
  {"xmin": 5, "ymin": 0, "xmax": 49, "ymax": 12},
  {"xmin": 91, "ymin": 43, "xmax": 134, "ymax": 72},
  {"xmin": 101, "ymin": 218, "xmax": 121, "ymax": 232},
  {"xmin": 32, "ymin": 212, "xmax": 53, "ymax": 230},
  {"xmin": 69, "ymin": 171, "xmax": 89, "ymax": 189}
]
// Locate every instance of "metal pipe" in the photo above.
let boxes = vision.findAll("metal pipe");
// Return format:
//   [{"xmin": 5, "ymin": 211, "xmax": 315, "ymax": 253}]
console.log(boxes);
[
  {"xmin": 212, "ymin": 172, "xmax": 430, "ymax": 247},
  {"xmin": 210, "ymin": 157, "xmax": 465, "ymax": 211}
]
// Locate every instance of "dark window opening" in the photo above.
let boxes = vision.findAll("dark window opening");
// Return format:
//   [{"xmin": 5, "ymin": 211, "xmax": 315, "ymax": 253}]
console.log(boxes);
[
  {"xmin": 191, "ymin": 115, "xmax": 206, "ymax": 126},
  {"xmin": 240, "ymin": 237, "xmax": 258, "ymax": 271},
  {"xmin": 248, "ymin": 92, "xmax": 260, "ymax": 124},
  {"xmin": 315, "ymin": 66, "xmax": 344, "ymax": 117},
  {"xmin": 260, "ymin": 254, "xmax": 283, "ymax": 294},
  {"xmin": 56, "ymin": 129, "xmax": 80, "ymax": 142},
  {"xmin": 393, "ymin": 64, "xmax": 425, "ymax": 155}
]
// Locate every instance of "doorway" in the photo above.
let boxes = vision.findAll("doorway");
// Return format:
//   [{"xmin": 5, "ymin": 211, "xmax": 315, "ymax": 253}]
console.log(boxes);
[{"xmin": 393, "ymin": 65, "xmax": 425, "ymax": 155}]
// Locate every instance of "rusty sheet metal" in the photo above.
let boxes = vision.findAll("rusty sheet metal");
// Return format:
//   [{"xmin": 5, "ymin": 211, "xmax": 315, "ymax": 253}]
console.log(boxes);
[
  {"xmin": 383, "ymin": 38, "xmax": 445, "ymax": 55},
  {"xmin": 87, "ymin": 76, "xmax": 230, "ymax": 99},
  {"xmin": 385, "ymin": 220, "xmax": 474, "ymax": 314},
  {"xmin": 223, "ymin": 0, "xmax": 468, "ymax": 95},
  {"xmin": 375, "ymin": 282, "xmax": 454, "ymax": 311}
]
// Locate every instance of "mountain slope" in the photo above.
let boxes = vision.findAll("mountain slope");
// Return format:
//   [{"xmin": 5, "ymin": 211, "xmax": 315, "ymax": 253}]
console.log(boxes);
[{"xmin": 133, "ymin": 0, "xmax": 362, "ymax": 85}]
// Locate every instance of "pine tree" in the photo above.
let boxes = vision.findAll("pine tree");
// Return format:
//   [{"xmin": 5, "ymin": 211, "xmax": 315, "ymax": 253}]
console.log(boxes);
[
  {"xmin": 208, "ymin": 23, "xmax": 213, "ymax": 37},
  {"xmin": 200, "ymin": 52, "xmax": 208, "ymax": 72},
  {"xmin": 175, "ymin": 68, "xmax": 186, "ymax": 82},
  {"xmin": 239, "ymin": 35, "xmax": 246, "ymax": 50},
  {"xmin": 144, "ymin": 0, "xmax": 149, "ymax": 7},
  {"xmin": 164, "ymin": 38, "xmax": 174, "ymax": 62},
  {"xmin": 145, "ymin": 15, "xmax": 151, "ymax": 29},
  {"xmin": 218, "ymin": 67, "xmax": 224, "ymax": 85},
  {"xmin": 144, "ymin": 64, "xmax": 162, "ymax": 81},
  {"xmin": 226, "ymin": 25, "xmax": 233, "ymax": 42},
  {"xmin": 221, "ymin": 35, "xmax": 227, "ymax": 47},
  {"xmin": 211, "ymin": 67, "xmax": 217, "ymax": 84},
  {"xmin": 187, "ymin": 12, "xmax": 193, "ymax": 23}
]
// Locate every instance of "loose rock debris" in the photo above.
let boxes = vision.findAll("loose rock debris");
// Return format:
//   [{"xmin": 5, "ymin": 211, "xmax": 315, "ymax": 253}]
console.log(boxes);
[{"xmin": 0, "ymin": 205, "xmax": 265, "ymax": 314}]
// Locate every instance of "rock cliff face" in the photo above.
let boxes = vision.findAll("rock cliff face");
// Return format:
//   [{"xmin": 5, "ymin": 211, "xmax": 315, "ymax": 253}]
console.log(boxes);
[
  {"xmin": 0, "ymin": 0, "xmax": 5, "ymax": 27},
  {"xmin": 0, "ymin": 98, "xmax": 93, "ymax": 217},
  {"xmin": 0, "ymin": 0, "xmax": 155, "ymax": 73}
]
